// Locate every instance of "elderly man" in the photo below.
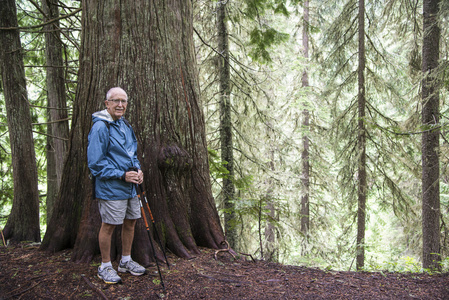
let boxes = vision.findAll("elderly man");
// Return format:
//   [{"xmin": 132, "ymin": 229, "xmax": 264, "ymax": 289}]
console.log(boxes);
[{"xmin": 88, "ymin": 87, "xmax": 145, "ymax": 284}]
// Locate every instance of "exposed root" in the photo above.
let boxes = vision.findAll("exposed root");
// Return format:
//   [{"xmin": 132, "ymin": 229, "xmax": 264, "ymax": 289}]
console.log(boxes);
[
  {"xmin": 81, "ymin": 275, "xmax": 109, "ymax": 300},
  {"xmin": 214, "ymin": 240, "xmax": 256, "ymax": 262},
  {"xmin": 4, "ymin": 279, "xmax": 43, "ymax": 299}
]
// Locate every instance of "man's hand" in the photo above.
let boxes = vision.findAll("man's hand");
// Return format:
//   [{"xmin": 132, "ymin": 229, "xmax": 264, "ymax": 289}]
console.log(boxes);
[{"xmin": 124, "ymin": 169, "xmax": 143, "ymax": 184}]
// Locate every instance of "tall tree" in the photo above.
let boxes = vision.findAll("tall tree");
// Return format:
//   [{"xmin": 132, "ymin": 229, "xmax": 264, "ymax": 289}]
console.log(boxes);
[
  {"xmin": 317, "ymin": 0, "xmax": 416, "ymax": 269},
  {"xmin": 195, "ymin": 0, "xmax": 291, "ymax": 258},
  {"xmin": 421, "ymin": 0, "xmax": 441, "ymax": 270},
  {"xmin": 41, "ymin": 0, "xmax": 225, "ymax": 264},
  {"xmin": 300, "ymin": 0, "xmax": 311, "ymax": 238},
  {"xmin": 42, "ymin": 0, "xmax": 69, "ymax": 221},
  {"xmin": 356, "ymin": 0, "xmax": 367, "ymax": 270},
  {"xmin": 0, "ymin": 0, "xmax": 41, "ymax": 243},
  {"xmin": 217, "ymin": 0, "xmax": 237, "ymax": 249}
]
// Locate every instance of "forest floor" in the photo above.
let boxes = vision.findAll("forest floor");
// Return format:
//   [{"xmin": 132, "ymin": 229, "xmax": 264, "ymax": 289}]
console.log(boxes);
[{"xmin": 0, "ymin": 243, "xmax": 448, "ymax": 299}]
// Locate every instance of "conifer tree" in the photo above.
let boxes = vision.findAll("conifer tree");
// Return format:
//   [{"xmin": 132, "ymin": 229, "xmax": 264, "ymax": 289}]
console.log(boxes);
[
  {"xmin": 300, "ymin": 0, "xmax": 311, "ymax": 238},
  {"xmin": 421, "ymin": 0, "xmax": 441, "ymax": 270},
  {"xmin": 217, "ymin": 0, "xmax": 237, "ymax": 249},
  {"xmin": 42, "ymin": 0, "xmax": 69, "ymax": 221},
  {"xmin": 0, "ymin": 0, "xmax": 41, "ymax": 243},
  {"xmin": 317, "ymin": 0, "xmax": 422, "ymax": 269}
]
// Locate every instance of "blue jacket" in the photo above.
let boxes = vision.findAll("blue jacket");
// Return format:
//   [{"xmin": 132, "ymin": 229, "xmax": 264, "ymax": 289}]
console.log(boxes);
[{"xmin": 87, "ymin": 109, "xmax": 141, "ymax": 200}]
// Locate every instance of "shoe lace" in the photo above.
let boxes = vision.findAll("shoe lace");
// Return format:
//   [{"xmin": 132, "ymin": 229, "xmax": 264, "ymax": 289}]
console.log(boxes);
[
  {"xmin": 127, "ymin": 260, "xmax": 139, "ymax": 269},
  {"xmin": 104, "ymin": 266, "xmax": 118, "ymax": 277}
]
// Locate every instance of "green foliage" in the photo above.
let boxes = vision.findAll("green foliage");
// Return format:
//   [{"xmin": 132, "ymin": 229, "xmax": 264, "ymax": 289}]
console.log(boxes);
[
  {"xmin": 208, "ymin": 148, "xmax": 229, "ymax": 179},
  {"xmin": 248, "ymin": 26, "xmax": 289, "ymax": 63},
  {"xmin": 238, "ymin": 0, "xmax": 291, "ymax": 63},
  {"xmin": 243, "ymin": 0, "xmax": 290, "ymax": 18}
]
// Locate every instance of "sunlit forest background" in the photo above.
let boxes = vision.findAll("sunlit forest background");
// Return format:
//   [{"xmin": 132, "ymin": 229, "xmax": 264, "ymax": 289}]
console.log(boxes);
[{"xmin": 1, "ymin": 0, "xmax": 448, "ymax": 272}]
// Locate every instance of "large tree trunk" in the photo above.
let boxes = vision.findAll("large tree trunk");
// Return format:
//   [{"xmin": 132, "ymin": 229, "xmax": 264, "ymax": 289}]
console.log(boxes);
[
  {"xmin": 356, "ymin": 0, "xmax": 367, "ymax": 270},
  {"xmin": 41, "ymin": 0, "xmax": 225, "ymax": 265},
  {"xmin": 0, "ymin": 0, "xmax": 41, "ymax": 243},
  {"xmin": 300, "ymin": 0, "xmax": 310, "ymax": 238},
  {"xmin": 42, "ymin": 0, "xmax": 69, "ymax": 222},
  {"xmin": 217, "ymin": 0, "xmax": 237, "ymax": 249},
  {"xmin": 421, "ymin": 0, "xmax": 441, "ymax": 270}
]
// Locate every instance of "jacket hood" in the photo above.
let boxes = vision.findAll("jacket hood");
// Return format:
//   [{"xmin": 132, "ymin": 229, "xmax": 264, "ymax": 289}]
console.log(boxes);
[{"xmin": 92, "ymin": 109, "xmax": 114, "ymax": 124}]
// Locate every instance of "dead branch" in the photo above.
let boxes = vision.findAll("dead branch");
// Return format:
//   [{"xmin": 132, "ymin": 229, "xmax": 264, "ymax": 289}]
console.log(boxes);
[{"xmin": 237, "ymin": 251, "xmax": 256, "ymax": 262}]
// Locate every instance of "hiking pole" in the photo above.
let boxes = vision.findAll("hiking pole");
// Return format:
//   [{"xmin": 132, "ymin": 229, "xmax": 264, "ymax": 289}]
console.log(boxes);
[
  {"xmin": 138, "ymin": 184, "xmax": 170, "ymax": 269},
  {"xmin": 129, "ymin": 167, "xmax": 170, "ymax": 269},
  {"xmin": 135, "ymin": 183, "xmax": 165, "ymax": 291}
]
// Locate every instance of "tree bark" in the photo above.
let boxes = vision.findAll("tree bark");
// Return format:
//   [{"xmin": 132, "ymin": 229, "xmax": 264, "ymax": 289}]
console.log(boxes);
[
  {"xmin": 421, "ymin": 0, "xmax": 441, "ymax": 270},
  {"xmin": 217, "ymin": 0, "xmax": 237, "ymax": 249},
  {"xmin": 0, "ymin": 0, "xmax": 41, "ymax": 243},
  {"xmin": 42, "ymin": 0, "xmax": 69, "ymax": 222},
  {"xmin": 41, "ymin": 0, "xmax": 225, "ymax": 265},
  {"xmin": 356, "ymin": 0, "xmax": 367, "ymax": 270}
]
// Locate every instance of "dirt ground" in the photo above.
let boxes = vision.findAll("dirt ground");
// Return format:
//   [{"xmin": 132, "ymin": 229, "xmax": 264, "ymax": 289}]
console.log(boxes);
[{"xmin": 1, "ymin": 243, "xmax": 448, "ymax": 299}]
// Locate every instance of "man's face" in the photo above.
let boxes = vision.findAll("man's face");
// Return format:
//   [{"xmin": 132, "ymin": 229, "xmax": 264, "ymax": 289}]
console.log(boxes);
[{"xmin": 105, "ymin": 88, "xmax": 128, "ymax": 120}]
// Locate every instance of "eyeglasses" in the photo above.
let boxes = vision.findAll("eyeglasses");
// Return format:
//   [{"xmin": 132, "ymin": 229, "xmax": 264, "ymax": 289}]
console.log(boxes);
[{"xmin": 108, "ymin": 99, "xmax": 128, "ymax": 105}]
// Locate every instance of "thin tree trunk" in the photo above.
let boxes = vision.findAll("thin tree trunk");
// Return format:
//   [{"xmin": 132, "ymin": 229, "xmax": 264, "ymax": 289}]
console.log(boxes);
[
  {"xmin": 421, "ymin": 0, "xmax": 441, "ymax": 270},
  {"xmin": 0, "ymin": 0, "xmax": 41, "ymax": 243},
  {"xmin": 356, "ymin": 0, "xmax": 367, "ymax": 270},
  {"xmin": 42, "ymin": 0, "xmax": 69, "ymax": 222},
  {"xmin": 264, "ymin": 153, "xmax": 278, "ymax": 262},
  {"xmin": 264, "ymin": 198, "xmax": 278, "ymax": 261},
  {"xmin": 217, "ymin": 0, "xmax": 236, "ymax": 248},
  {"xmin": 300, "ymin": 0, "xmax": 310, "ymax": 238}
]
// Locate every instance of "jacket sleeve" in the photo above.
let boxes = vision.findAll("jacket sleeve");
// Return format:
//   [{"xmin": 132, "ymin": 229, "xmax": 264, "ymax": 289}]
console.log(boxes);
[
  {"xmin": 88, "ymin": 122, "xmax": 123, "ymax": 179},
  {"xmin": 131, "ymin": 128, "xmax": 141, "ymax": 170}
]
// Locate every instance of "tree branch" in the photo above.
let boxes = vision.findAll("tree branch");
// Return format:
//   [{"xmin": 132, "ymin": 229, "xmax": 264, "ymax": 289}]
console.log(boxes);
[{"xmin": 0, "ymin": 8, "xmax": 82, "ymax": 31}]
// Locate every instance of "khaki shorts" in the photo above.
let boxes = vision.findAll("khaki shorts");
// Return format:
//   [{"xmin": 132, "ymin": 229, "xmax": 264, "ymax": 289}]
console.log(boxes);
[{"xmin": 98, "ymin": 196, "xmax": 141, "ymax": 225}]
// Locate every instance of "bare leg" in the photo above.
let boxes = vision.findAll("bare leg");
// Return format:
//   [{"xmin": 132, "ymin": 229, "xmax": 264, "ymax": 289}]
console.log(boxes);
[
  {"xmin": 122, "ymin": 219, "xmax": 137, "ymax": 256},
  {"xmin": 99, "ymin": 222, "xmax": 116, "ymax": 263}
]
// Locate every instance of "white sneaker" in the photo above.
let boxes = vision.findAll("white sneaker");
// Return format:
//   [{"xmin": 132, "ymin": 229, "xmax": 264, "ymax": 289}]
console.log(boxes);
[
  {"xmin": 118, "ymin": 259, "xmax": 146, "ymax": 276},
  {"xmin": 97, "ymin": 266, "xmax": 122, "ymax": 284}
]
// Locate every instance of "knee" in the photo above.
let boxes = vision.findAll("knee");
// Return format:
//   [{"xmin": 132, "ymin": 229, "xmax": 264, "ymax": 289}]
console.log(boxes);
[
  {"xmin": 123, "ymin": 219, "xmax": 137, "ymax": 230},
  {"xmin": 100, "ymin": 223, "xmax": 116, "ymax": 236}
]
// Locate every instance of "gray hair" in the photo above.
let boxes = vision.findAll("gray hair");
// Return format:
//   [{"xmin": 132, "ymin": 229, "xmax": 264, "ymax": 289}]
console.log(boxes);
[{"xmin": 106, "ymin": 87, "xmax": 128, "ymax": 100}]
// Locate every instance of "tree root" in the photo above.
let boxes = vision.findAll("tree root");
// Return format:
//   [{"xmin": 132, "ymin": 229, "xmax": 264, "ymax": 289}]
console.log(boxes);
[
  {"xmin": 4, "ymin": 279, "xmax": 42, "ymax": 299},
  {"xmin": 81, "ymin": 275, "xmax": 109, "ymax": 300},
  {"xmin": 214, "ymin": 240, "xmax": 256, "ymax": 262},
  {"xmin": 197, "ymin": 273, "xmax": 243, "ymax": 284}
]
